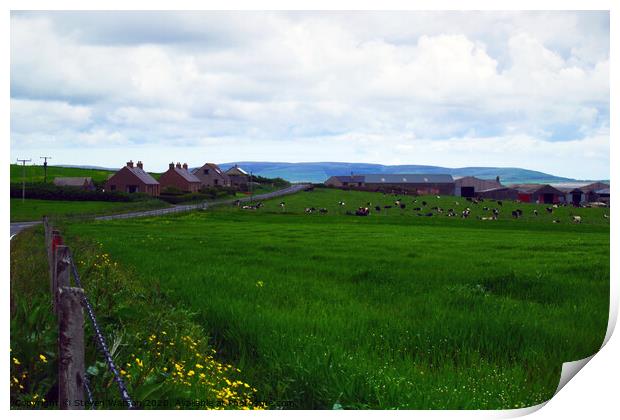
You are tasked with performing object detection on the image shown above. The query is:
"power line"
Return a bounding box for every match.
[40,156,52,183]
[16,158,31,202]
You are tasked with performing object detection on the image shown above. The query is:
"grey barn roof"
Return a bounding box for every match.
[333,175,365,183]
[363,174,454,184]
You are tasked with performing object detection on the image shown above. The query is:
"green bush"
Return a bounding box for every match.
[10,183,150,202]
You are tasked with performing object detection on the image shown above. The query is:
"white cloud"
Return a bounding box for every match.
[10,11,609,179]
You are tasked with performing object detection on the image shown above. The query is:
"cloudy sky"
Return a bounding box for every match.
[10,11,609,179]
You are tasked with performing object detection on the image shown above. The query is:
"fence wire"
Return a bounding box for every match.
[67,249,135,409]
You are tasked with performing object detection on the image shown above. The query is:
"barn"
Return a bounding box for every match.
[105,160,160,196]
[476,186,519,201]
[551,181,610,205]
[454,176,502,197]
[53,177,96,191]
[363,174,455,195]
[159,162,202,193]
[324,175,365,188]
[511,184,564,204]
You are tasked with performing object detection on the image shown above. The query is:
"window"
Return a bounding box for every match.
[127,185,138,193]
[204,169,210,175]
[214,179,218,185]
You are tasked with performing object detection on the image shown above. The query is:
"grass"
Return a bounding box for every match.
[10,198,170,222]
[10,164,162,184]
[10,227,264,409]
[54,188,609,408]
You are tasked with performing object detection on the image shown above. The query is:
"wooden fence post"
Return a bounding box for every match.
[58,286,85,410]
[53,245,70,314]
[49,230,61,308]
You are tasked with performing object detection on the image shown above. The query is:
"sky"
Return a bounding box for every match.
[9,11,610,179]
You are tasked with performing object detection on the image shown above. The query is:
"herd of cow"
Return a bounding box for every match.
[236,195,609,223]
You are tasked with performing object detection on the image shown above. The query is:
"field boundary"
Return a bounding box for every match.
[44,217,134,409]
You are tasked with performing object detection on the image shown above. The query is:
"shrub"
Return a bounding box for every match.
[10,183,151,203]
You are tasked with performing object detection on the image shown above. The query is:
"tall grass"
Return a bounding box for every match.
[64,188,610,409]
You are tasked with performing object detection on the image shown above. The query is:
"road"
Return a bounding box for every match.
[9,184,311,238]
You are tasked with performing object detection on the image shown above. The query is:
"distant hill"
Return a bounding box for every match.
[218,162,590,184]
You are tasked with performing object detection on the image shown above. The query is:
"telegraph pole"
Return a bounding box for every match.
[40,156,52,183]
[17,158,31,202]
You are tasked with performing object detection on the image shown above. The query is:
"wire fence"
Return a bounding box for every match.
[44,217,134,409]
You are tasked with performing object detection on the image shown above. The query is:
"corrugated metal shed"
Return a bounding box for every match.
[364,174,454,183]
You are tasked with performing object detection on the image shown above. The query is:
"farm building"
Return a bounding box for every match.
[159,162,202,193]
[105,160,160,196]
[225,165,250,189]
[551,182,610,205]
[454,176,502,197]
[511,184,565,204]
[192,163,230,187]
[476,186,519,201]
[363,174,455,195]
[594,188,610,204]
[53,177,95,191]
[324,175,365,188]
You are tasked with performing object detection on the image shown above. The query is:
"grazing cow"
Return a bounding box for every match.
[497,201,503,206]
[553,219,561,224]
[511,210,520,218]
[279,201,286,211]
[436,195,441,199]
[375,206,381,212]
[553,204,559,208]
[604,214,609,219]
[572,215,582,224]
[413,207,421,211]
[455,201,460,206]
[384,205,393,209]
[422,201,427,206]
[400,203,406,210]
[425,212,434,217]
[233,199,241,207]
[546,207,554,214]
[461,209,471,218]
[355,207,370,216]
[338,201,346,207]
[242,205,256,210]
[305,207,317,214]
[483,207,489,211]
[492,208,499,216]
[533,210,538,216]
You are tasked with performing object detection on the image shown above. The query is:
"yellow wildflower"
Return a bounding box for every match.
[39,354,48,363]
[12,357,21,365]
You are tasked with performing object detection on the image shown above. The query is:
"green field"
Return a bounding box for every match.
[62,188,609,409]
[10,198,170,222]
[9,164,162,183]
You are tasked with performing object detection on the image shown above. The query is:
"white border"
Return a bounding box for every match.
[3,1,616,418]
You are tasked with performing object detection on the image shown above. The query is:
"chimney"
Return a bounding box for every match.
[183,163,188,170]
[169,162,175,170]
[126,160,134,168]
[496,175,500,184]
[176,162,182,169]
[136,161,143,169]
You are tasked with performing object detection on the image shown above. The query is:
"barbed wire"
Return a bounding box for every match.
[67,249,135,409]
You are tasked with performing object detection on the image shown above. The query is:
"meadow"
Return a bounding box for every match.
[10,198,169,222]
[10,164,117,183]
[63,188,609,409]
